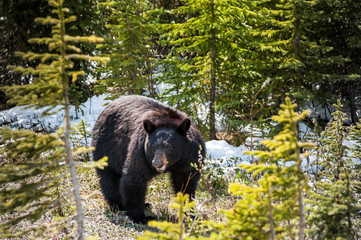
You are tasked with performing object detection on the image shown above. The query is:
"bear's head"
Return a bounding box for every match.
[143,118,191,173]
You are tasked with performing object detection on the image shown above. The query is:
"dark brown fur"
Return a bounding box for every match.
[92,95,206,223]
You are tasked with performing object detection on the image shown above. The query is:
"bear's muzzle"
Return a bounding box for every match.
[152,159,167,172]
[152,150,168,173]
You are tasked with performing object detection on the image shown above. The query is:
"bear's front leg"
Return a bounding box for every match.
[120,173,153,224]
[170,170,200,200]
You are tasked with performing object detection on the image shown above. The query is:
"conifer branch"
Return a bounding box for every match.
[0,0,107,238]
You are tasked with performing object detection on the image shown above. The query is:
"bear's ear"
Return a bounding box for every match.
[144,120,156,135]
[177,118,191,135]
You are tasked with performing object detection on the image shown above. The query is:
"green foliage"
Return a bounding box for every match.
[96,0,157,99]
[158,0,361,136]
[209,97,314,239]
[158,0,324,138]
[0,0,108,238]
[139,192,196,240]
[160,0,250,139]
[307,100,361,239]
[1,0,361,238]
[349,122,361,234]
[3,5,107,111]
[309,0,361,124]
[129,98,361,240]
[70,119,92,162]
[0,0,51,94]
[0,0,105,110]
[3,0,361,131]
[0,130,67,238]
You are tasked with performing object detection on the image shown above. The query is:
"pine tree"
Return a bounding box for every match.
[349,122,361,235]
[307,100,361,239]
[160,0,251,139]
[350,122,361,165]
[264,0,361,123]
[0,0,105,110]
[209,98,313,239]
[309,0,361,124]
[218,0,275,135]
[96,0,156,99]
[0,0,108,238]
[254,0,327,103]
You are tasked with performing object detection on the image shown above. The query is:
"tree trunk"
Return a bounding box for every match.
[59,4,84,239]
[137,0,156,98]
[125,6,137,94]
[267,182,276,240]
[209,0,217,140]
[346,83,359,124]
[298,186,305,240]
[63,82,84,240]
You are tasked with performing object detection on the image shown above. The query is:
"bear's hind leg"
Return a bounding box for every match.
[96,168,124,211]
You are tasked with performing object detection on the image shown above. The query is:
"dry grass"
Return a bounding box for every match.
[1,162,238,239]
[79,169,149,239]
[78,168,236,239]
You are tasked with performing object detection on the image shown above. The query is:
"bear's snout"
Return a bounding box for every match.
[150,146,170,173]
[152,159,164,171]
[152,158,167,172]
[152,150,168,173]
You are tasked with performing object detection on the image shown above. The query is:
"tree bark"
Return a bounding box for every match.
[63,82,84,240]
[346,83,359,124]
[59,3,84,239]
[298,186,305,240]
[209,0,217,140]
[267,183,276,240]
[125,5,137,94]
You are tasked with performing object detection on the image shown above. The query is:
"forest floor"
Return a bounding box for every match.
[1,157,240,240]
[75,167,236,239]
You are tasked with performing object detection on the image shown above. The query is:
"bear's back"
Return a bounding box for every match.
[91,96,191,167]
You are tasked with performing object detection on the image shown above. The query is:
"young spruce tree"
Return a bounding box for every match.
[161,0,247,139]
[0,0,108,238]
[209,98,313,239]
[307,100,361,239]
[96,0,156,99]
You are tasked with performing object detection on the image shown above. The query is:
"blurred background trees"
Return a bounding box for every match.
[1,0,360,136]
[0,0,104,110]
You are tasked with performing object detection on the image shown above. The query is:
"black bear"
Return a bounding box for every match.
[92,95,206,224]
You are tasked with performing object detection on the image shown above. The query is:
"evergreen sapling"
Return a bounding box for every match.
[209,97,313,239]
[0,0,108,238]
[307,100,361,239]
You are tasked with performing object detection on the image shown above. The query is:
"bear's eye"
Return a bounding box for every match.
[165,145,171,150]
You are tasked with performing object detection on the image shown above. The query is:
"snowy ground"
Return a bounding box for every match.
[1,94,359,171]
[0,95,251,166]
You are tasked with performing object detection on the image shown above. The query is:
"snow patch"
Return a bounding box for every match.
[207,140,245,160]
[0,94,110,132]
[1,94,359,169]
[1,95,245,165]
